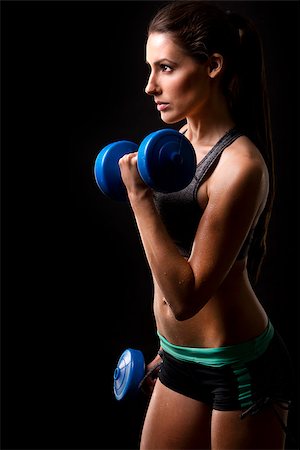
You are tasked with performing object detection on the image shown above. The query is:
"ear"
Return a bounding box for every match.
[207,53,224,79]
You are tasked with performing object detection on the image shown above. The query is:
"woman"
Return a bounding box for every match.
[118,2,293,449]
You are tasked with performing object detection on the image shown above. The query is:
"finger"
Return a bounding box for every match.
[118,152,138,167]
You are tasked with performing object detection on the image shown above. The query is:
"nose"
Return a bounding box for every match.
[145,72,161,96]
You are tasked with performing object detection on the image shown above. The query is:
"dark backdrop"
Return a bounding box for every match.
[1,1,299,449]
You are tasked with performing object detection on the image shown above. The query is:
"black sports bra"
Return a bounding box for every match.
[153,128,254,259]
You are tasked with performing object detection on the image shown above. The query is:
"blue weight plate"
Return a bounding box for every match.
[137,129,196,193]
[94,140,138,201]
[113,348,145,401]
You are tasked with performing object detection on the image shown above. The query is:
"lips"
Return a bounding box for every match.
[156,102,169,111]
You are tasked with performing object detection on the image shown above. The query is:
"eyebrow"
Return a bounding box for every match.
[146,58,178,67]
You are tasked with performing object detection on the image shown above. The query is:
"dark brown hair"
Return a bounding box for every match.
[148,1,275,284]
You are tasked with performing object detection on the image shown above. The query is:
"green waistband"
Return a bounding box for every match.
[158,321,274,368]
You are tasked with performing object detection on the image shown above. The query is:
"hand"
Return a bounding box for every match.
[138,353,163,396]
[118,152,151,199]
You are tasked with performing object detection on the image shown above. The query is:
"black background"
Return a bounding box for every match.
[1,1,299,449]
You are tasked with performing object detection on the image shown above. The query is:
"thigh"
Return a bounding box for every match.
[140,379,212,450]
[211,404,288,450]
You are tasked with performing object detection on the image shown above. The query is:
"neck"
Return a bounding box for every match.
[185,91,235,145]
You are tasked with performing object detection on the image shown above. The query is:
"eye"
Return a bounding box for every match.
[160,64,173,72]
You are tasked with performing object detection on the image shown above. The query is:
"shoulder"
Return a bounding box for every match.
[209,135,269,199]
[218,135,267,180]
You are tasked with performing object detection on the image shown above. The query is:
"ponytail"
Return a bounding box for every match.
[226,11,275,284]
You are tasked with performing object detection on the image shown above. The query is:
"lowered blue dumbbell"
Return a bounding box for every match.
[94,129,196,201]
[113,348,163,401]
[113,348,145,401]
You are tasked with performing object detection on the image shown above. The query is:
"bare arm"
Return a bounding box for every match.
[119,152,196,319]
[119,148,268,320]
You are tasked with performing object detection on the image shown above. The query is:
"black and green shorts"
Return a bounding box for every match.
[157,321,293,412]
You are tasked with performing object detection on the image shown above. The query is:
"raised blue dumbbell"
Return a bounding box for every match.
[94,129,197,201]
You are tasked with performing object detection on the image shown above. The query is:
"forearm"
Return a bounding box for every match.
[129,191,199,320]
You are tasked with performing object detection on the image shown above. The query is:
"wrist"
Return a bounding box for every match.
[128,189,155,211]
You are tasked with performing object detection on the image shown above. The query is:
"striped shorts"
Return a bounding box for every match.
[157,322,293,411]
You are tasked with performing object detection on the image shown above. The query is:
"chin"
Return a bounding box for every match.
[160,113,185,125]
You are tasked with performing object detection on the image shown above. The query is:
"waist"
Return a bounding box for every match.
[157,320,274,367]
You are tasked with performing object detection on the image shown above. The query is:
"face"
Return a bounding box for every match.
[145,32,210,124]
